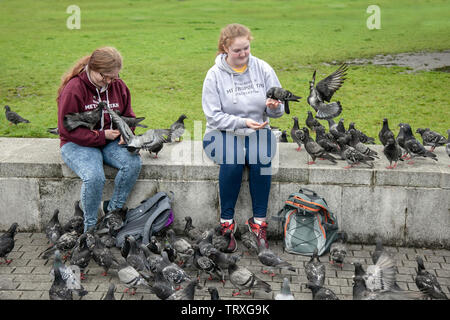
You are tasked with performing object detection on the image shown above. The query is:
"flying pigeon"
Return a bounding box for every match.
[45,209,63,246]
[379,118,393,146]
[117,260,152,295]
[4,105,30,125]
[305,110,324,132]
[257,239,295,277]
[275,277,295,300]
[207,287,220,300]
[348,122,375,144]
[228,261,272,296]
[69,233,92,280]
[415,255,448,300]
[416,128,447,152]
[103,283,116,300]
[291,117,303,151]
[352,274,423,300]
[167,278,200,300]
[348,129,379,159]
[297,127,337,165]
[307,63,347,119]
[305,248,326,287]
[266,87,302,115]
[304,282,339,300]
[329,231,348,268]
[169,114,187,142]
[63,102,105,131]
[0,222,18,265]
[337,137,375,169]
[364,252,397,292]
[403,123,438,164]
[383,131,403,169]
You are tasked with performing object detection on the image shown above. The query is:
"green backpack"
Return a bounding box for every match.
[273,188,339,256]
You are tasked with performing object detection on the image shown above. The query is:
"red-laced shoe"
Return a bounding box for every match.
[246,217,269,249]
[220,220,238,253]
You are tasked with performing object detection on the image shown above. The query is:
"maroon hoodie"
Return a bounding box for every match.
[57,70,136,148]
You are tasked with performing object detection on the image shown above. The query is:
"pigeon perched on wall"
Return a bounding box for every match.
[63,102,105,131]
[315,126,341,157]
[337,137,375,169]
[383,131,403,169]
[403,123,438,163]
[415,255,448,300]
[297,127,337,165]
[0,222,18,265]
[266,87,302,115]
[396,123,408,157]
[257,239,295,277]
[329,231,348,268]
[416,128,447,152]
[304,282,339,300]
[45,209,63,246]
[4,105,30,125]
[327,118,347,141]
[307,64,347,119]
[305,248,326,286]
[305,110,324,133]
[348,129,379,159]
[379,118,393,146]
[280,130,289,143]
[275,277,295,300]
[169,114,187,142]
[103,283,116,300]
[348,122,375,144]
[128,129,172,155]
[291,117,303,151]
[228,261,272,296]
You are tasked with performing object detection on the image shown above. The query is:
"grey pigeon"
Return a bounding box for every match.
[315,126,341,156]
[212,226,233,253]
[337,137,375,169]
[0,223,18,265]
[305,248,326,286]
[122,235,152,279]
[208,247,241,271]
[63,101,104,131]
[62,201,84,234]
[157,251,191,290]
[266,87,302,115]
[383,131,403,169]
[4,105,30,125]
[297,127,337,165]
[364,252,397,292]
[51,250,88,297]
[91,234,119,276]
[352,274,422,300]
[95,208,124,237]
[150,271,175,300]
[257,239,295,277]
[166,229,194,266]
[228,261,272,296]
[169,114,187,142]
[49,257,73,300]
[196,230,216,257]
[117,260,152,295]
[241,230,258,255]
[403,123,438,163]
[103,283,116,300]
[69,233,92,280]
[329,231,348,268]
[280,130,289,143]
[379,118,393,146]
[305,110,324,132]
[416,128,447,152]
[327,118,347,141]
[415,255,448,300]
[167,278,200,300]
[113,110,147,128]
[40,230,79,260]
[275,277,295,300]
[47,127,59,135]
[348,128,379,159]
[291,117,303,151]
[207,287,220,300]
[183,216,205,242]
[192,245,224,284]
[348,122,375,144]
[45,209,63,246]
[307,64,347,119]
[304,282,339,300]
[128,128,172,155]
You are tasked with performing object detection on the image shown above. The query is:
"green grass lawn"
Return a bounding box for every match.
[0,0,449,142]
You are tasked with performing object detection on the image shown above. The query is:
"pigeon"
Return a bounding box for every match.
[117,260,152,295]
[95,208,124,237]
[150,271,176,300]
[266,87,302,115]
[63,101,105,131]
[103,283,116,300]
[352,274,423,300]
[62,201,84,234]
[207,287,220,300]
[291,117,303,151]
[396,123,408,158]
[348,122,376,144]
[122,235,152,279]
[183,216,205,242]
[241,230,259,255]
[275,277,295,300]
[4,105,30,125]
[0,223,18,265]
[45,209,63,246]
[228,261,272,296]
[166,229,194,266]
[305,248,326,286]
[169,114,187,142]
[147,235,163,255]
[51,250,88,297]
[315,126,341,156]
[383,131,403,169]
[91,234,119,276]
[305,110,324,133]
[416,128,447,152]
[257,239,295,277]
[348,128,379,158]
[280,130,289,143]
[69,233,92,280]
[208,247,241,271]
[157,251,191,290]
[49,257,73,300]
[415,255,448,300]
[304,282,339,300]
[196,230,216,257]
[307,63,347,119]
[327,118,347,141]
[162,239,177,263]
[113,110,147,128]
[212,226,233,253]
[329,231,348,268]
[364,252,397,292]
[47,127,59,135]
[298,127,338,165]
[403,123,438,163]
[379,118,393,146]
[40,230,79,260]
[337,137,375,169]
[128,128,172,155]
[167,278,199,300]
[192,245,224,284]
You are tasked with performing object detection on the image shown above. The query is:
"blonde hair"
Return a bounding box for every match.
[217,23,253,56]
[57,46,123,98]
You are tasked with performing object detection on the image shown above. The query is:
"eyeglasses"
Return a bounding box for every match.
[100,72,120,82]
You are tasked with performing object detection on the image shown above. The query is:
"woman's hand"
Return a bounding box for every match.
[245,119,268,130]
[104,129,121,140]
[266,98,281,109]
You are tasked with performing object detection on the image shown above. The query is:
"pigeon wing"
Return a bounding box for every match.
[315,64,348,102]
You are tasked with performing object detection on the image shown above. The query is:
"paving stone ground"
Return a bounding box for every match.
[0,232,449,300]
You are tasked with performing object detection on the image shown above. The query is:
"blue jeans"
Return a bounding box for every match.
[61,139,142,231]
[203,129,275,220]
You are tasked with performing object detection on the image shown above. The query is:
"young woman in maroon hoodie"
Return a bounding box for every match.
[57,46,141,232]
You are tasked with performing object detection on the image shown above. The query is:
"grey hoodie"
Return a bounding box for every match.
[202,53,285,136]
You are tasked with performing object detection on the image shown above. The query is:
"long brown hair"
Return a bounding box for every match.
[57,46,123,98]
[217,23,253,56]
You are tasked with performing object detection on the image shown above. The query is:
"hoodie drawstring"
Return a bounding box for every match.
[96,87,112,131]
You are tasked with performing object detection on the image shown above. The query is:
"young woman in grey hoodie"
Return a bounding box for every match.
[202,24,285,253]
